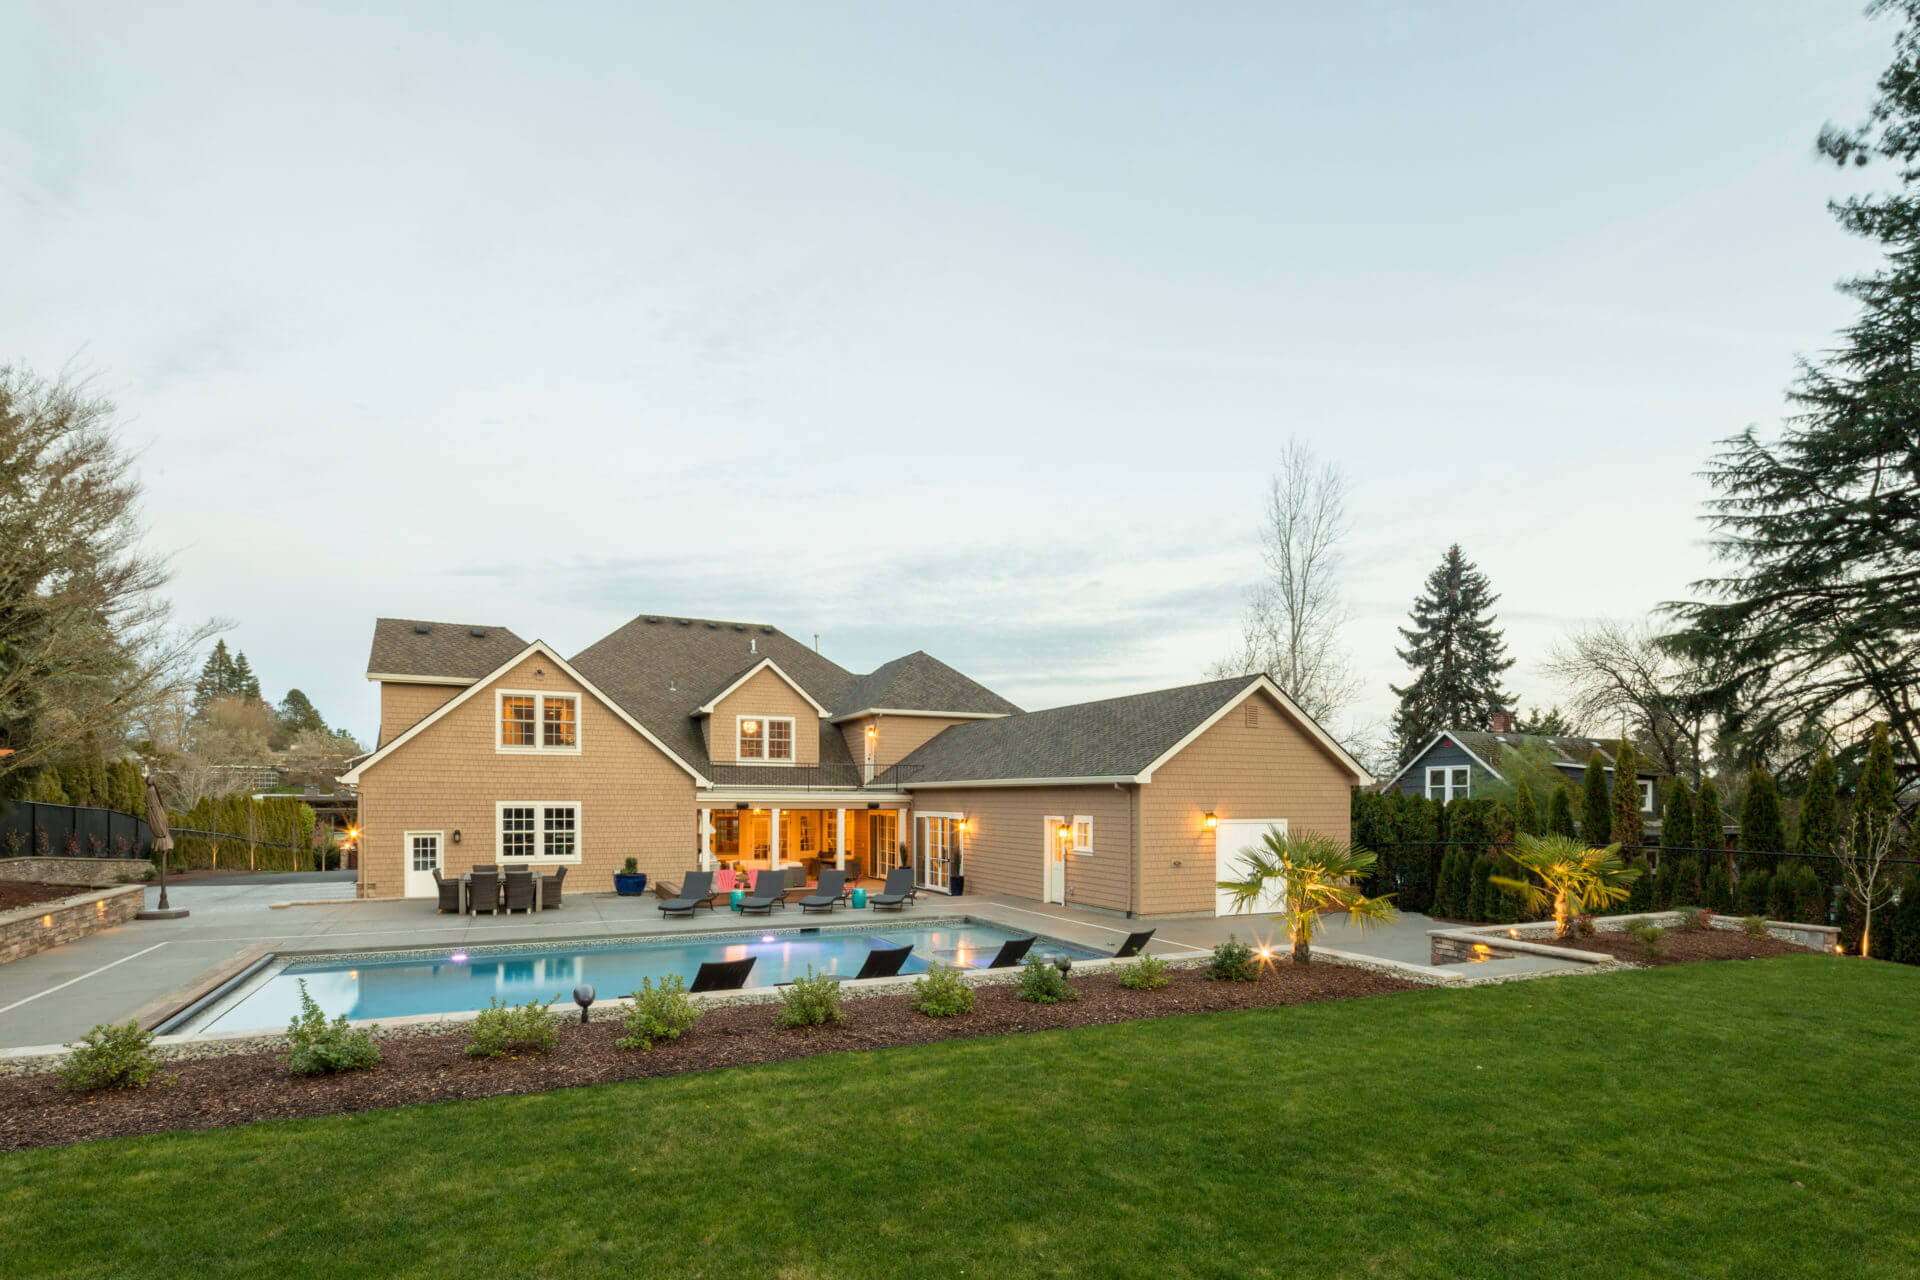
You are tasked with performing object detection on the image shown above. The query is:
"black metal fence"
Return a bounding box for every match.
[0,802,155,859]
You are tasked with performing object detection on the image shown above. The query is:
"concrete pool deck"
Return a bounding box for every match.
[0,876,1583,1049]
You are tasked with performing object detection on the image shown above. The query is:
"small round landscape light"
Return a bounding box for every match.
[1054,955,1072,976]
[574,984,596,1024]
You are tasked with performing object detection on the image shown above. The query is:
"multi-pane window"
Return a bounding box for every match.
[543,805,576,858]
[498,692,580,752]
[1426,766,1471,804]
[410,833,440,872]
[500,806,537,858]
[501,696,535,747]
[1072,816,1094,853]
[543,696,577,748]
[1640,779,1656,813]
[737,716,795,762]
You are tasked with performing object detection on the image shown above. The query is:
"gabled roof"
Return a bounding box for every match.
[569,615,860,770]
[366,618,527,684]
[694,658,833,718]
[830,651,1021,721]
[1382,728,1667,792]
[341,640,709,786]
[884,675,1370,788]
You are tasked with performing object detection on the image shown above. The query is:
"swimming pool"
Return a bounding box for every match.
[174,918,1101,1034]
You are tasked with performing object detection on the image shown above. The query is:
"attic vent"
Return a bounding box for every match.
[677,618,692,626]
[669,679,677,692]
[750,639,758,655]
[469,628,486,638]
[732,624,746,632]
[1244,704,1257,728]
[646,616,659,624]
[414,624,431,634]
[705,622,719,630]
[760,626,774,634]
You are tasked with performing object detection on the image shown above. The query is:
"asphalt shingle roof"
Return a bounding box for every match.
[831,651,1022,720]
[881,676,1262,785]
[1446,730,1667,776]
[366,618,528,682]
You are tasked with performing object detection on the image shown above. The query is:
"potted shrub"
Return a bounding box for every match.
[614,857,648,896]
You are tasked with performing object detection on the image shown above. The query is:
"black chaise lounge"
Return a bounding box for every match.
[1113,929,1156,958]
[688,956,756,992]
[984,936,1036,969]
[780,943,914,985]
[868,866,916,911]
[739,871,794,915]
[658,870,718,918]
[799,869,846,914]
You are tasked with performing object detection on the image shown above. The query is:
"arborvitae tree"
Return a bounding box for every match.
[1609,740,1643,849]
[1704,856,1735,912]
[1738,867,1773,916]
[1513,777,1540,836]
[1740,764,1787,870]
[1697,777,1726,850]
[1797,748,1841,893]
[1467,854,1493,922]
[1854,723,1897,850]
[1662,777,1697,853]
[1388,545,1515,760]
[1581,751,1611,845]
[1548,787,1577,838]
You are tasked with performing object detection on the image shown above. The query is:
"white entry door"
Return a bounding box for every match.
[1041,817,1066,904]
[404,831,443,899]
[1214,819,1287,916]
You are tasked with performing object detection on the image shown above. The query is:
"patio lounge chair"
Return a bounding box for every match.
[658,870,718,918]
[503,869,536,914]
[468,867,500,915]
[842,943,912,981]
[868,866,916,911]
[688,956,756,992]
[1113,929,1156,958]
[431,868,461,914]
[739,873,793,915]
[540,865,565,908]
[984,936,1036,969]
[799,869,846,913]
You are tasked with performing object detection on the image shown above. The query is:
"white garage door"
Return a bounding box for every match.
[1214,819,1288,916]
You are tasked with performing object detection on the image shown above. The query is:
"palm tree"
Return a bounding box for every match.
[1491,833,1639,938]
[1215,828,1397,963]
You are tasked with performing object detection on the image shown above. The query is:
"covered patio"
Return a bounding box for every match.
[695,797,915,895]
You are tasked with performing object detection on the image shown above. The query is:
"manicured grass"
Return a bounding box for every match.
[3,957,1916,1278]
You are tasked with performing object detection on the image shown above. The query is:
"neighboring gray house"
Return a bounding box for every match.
[1382,716,1667,822]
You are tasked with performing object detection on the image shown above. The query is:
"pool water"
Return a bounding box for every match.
[193,920,1098,1033]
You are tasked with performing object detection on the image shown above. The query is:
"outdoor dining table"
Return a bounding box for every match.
[457,872,548,914]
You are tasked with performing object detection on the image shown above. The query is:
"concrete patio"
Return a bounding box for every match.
[0,874,1584,1050]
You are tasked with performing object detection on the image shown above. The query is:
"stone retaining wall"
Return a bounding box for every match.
[1432,910,1839,964]
[0,885,144,968]
[0,857,151,886]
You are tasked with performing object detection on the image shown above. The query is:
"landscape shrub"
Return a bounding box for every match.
[910,963,974,1017]
[465,996,561,1058]
[1466,854,1493,922]
[1703,856,1735,913]
[1014,954,1078,1004]
[1625,856,1656,912]
[1766,867,1795,922]
[616,975,701,1050]
[1789,865,1827,925]
[1736,868,1772,917]
[1678,907,1715,933]
[1116,953,1171,991]
[1625,918,1666,957]
[1205,934,1259,983]
[774,968,843,1028]
[1741,915,1769,939]
[1573,913,1597,938]
[1651,857,1680,909]
[284,979,381,1075]
[57,1021,163,1093]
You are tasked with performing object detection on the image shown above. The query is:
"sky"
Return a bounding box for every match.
[0,1,1900,750]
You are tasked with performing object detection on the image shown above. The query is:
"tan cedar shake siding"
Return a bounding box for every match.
[357,654,696,897]
[706,668,820,765]
[1138,689,1354,915]
[839,715,979,773]
[378,682,462,747]
[911,785,1135,912]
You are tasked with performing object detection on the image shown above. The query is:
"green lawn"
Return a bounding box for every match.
[3,957,1916,1279]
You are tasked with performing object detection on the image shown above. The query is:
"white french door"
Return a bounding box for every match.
[918,816,958,893]
[868,812,898,878]
[403,831,443,899]
[1041,817,1066,904]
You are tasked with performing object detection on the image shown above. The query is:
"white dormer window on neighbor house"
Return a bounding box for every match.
[497,692,579,753]
[1426,766,1471,803]
[737,715,795,762]
[1640,778,1657,813]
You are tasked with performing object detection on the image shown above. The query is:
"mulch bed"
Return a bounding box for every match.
[0,882,97,911]
[1562,928,1818,967]
[0,963,1414,1151]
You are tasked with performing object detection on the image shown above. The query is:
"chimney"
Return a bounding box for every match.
[1488,711,1514,734]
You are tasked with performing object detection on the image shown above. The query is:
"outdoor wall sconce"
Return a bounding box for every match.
[1204,812,1218,829]
[960,817,973,834]
[451,830,462,844]
[736,802,750,811]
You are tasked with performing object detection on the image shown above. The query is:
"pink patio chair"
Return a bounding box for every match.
[715,868,736,893]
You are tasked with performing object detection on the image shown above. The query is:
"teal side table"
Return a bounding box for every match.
[729,889,744,911]
[851,887,868,909]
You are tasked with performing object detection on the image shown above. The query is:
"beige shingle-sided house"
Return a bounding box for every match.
[341,614,1372,916]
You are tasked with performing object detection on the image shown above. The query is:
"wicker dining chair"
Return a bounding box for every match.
[503,869,537,914]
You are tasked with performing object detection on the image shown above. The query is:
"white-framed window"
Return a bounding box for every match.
[497,802,582,862]
[1072,815,1094,854]
[736,715,796,763]
[496,690,580,754]
[408,831,441,872]
[1425,766,1471,803]
[1640,778,1656,814]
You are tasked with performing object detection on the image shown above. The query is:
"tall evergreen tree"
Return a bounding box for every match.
[231,652,261,702]
[1388,545,1514,760]
[1547,788,1577,839]
[1696,777,1727,851]
[1581,751,1610,845]
[276,689,326,736]
[1740,764,1787,870]
[1798,750,1841,856]
[1513,776,1540,836]
[1854,722,1898,849]
[1665,2,1920,786]
[191,640,237,712]
[1662,777,1697,852]
[1609,740,1643,849]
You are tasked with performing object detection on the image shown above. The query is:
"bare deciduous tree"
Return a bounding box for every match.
[1835,818,1902,958]
[1209,438,1361,726]
[1541,620,1710,779]
[0,367,218,784]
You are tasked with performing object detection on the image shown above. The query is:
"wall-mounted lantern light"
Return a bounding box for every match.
[1203,812,1218,829]
[451,830,462,844]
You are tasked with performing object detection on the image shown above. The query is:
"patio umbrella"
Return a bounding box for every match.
[141,776,188,919]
